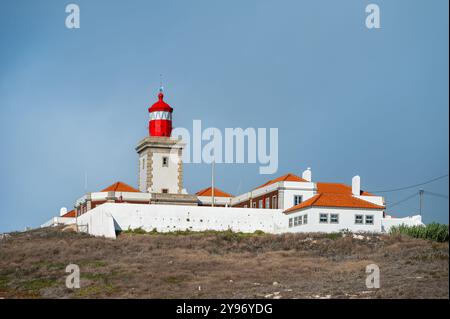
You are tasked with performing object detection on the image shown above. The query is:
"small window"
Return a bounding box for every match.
[330,214,339,224]
[365,215,374,225]
[162,156,169,167]
[355,215,364,224]
[272,196,277,209]
[289,218,293,228]
[303,214,308,224]
[319,213,328,223]
[162,188,169,194]
[294,216,299,226]
[258,199,263,208]
[298,215,303,225]
[294,195,303,206]
[265,198,270,209]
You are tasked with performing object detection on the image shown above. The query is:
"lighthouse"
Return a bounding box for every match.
[148,88,173,137]
[134,86,196,205]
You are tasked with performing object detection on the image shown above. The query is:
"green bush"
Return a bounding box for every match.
[123,227,147,235]
[389,223,449,242]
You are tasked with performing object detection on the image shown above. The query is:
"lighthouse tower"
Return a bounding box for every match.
[135,87,197,205]
[148,88,173,137]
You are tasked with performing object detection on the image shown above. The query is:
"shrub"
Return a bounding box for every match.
[324,232,343,240]
[389,223,449,242]
[123,227,147,235]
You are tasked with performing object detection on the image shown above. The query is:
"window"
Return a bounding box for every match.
[330,214,339,224]
[162,156,169,167]
[289,218,293,228]
[258,199,263,208]
[162,188,169,194]
[272,196,277,209]
[294,195,303,206]
[319,213,328,223]
[294,216,299,226]
[303,214,308,224]
[365,215,374,225]
[355,215,363,224]
[265,198,270,209]
[298,215,303,225]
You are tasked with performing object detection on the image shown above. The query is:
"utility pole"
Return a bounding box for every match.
[419,189,424,216]
[211,160,215,207]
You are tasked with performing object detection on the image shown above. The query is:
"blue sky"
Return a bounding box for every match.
[0,0,448,232]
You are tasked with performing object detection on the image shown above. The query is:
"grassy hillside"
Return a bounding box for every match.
[0,227,448,298]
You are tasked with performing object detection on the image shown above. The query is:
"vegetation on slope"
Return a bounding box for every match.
[389,223,449,242]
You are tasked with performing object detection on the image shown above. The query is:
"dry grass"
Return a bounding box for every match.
[0,227,447,299]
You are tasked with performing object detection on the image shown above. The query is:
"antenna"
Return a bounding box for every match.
[211,160,215,207]
[84,171,88,192]
[159,74,164,93]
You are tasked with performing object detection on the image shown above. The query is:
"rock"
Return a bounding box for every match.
[273,295,282,299]
[62,224,77,232]
[264,293,273,298]
[0,233,11,241]
[272,281,279,286]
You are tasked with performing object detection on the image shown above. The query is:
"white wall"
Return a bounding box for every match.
[151,152,180,193]
[355,195,384,206]
[197,196,232,206]
[76,203,393,239]
[381,215,423,233]
[282,188,316,210]
[284,207,384,233]
[77,203,285,238]
[77,209,116,238]
[41,217,76,228]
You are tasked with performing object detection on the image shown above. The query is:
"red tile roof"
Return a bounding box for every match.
[196,187,233,197]
[101,181,140,193]
[317,182,374,196]
[61,209,76,218]
[284,193,384,214]
[255,173,307,190]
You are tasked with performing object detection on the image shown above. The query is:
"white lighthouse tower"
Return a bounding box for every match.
[135,87,198,205]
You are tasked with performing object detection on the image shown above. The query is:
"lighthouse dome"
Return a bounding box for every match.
[148,92,173,113]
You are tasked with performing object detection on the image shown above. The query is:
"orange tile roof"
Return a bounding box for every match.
[254,173,307,190]
[316,182,374,196]
[196,187,233,197]
[101,181,140,193]
[284,193,384,214]
[61,209,76,218]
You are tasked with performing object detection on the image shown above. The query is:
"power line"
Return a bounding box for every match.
[423,190,449,199]
[369,174,448,193]
[387,191,419,210]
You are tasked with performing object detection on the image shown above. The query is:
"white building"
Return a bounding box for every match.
[41,89,423,237]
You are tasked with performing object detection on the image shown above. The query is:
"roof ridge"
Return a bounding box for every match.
[311,193,322,205]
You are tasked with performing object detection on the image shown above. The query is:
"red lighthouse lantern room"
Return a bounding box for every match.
[148,88,173,137]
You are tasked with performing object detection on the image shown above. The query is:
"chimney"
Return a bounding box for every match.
[302,167,312,182]
[59,207,68,217]
[352,175,361,196]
